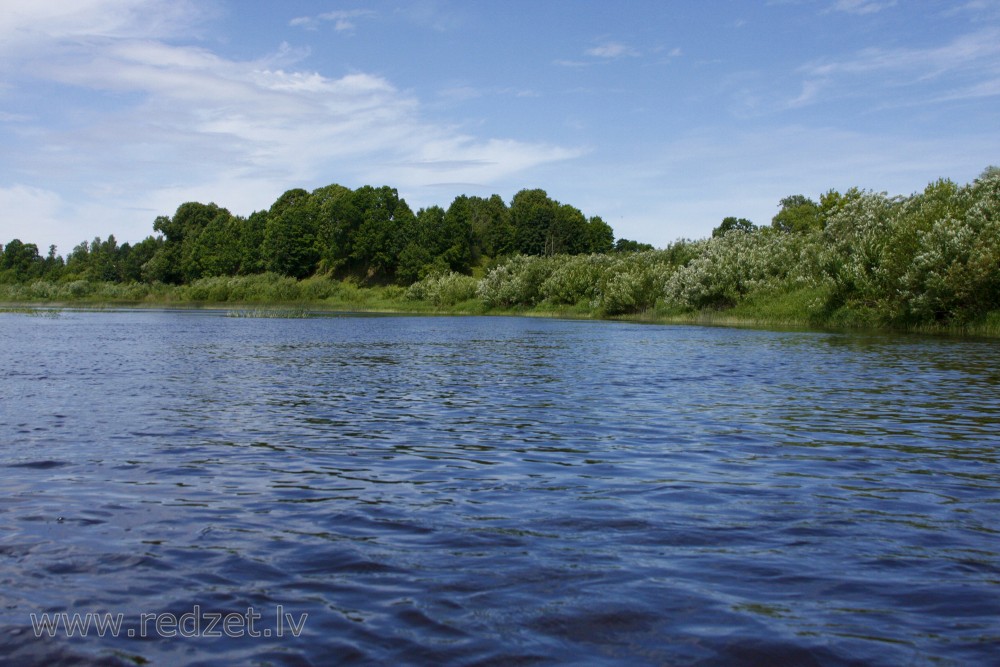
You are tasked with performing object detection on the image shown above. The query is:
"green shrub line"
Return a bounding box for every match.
[2,273,999,337]
[3,169,999,337]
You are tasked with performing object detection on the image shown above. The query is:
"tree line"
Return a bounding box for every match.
[0,185,648,285]
[5,168,998,330]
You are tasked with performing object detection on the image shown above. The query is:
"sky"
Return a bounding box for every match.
[1,0,999,256]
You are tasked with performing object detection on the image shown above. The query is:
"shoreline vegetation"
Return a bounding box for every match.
[3,168,999,337]
[2,279,998,338]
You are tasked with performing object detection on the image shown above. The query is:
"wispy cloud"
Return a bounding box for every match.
[829,0,897,15]
[788,27,1000,108]
[289,9,376,33]
[586,41,640,59]
[395,2,464,32]
[0,0,211,57]
[943,1,1000,19]
[786,79,825,108]
[557,40,644,67]
[813,27,1000,77]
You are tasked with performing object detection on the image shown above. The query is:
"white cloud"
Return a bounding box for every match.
[943,1,1000,19]
[784,27,1000,110]
[289,17,317,30]
[0,0,209,57]
[802,28,1000,78]
[290,9,377,33]
[557,41,644,68]
[586,42,640,59]
[0,185,71,250]
[830,0,898,15]
[394,3,464,33]
[0,0,581,251]
[786,79,825,107]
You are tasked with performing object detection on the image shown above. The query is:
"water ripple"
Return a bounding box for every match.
[1,311,999,665]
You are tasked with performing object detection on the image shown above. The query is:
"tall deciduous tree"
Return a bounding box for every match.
[311,184,355,275]
[262,189,318,279]
[511,188,556,255]
[550,204,588,255]
[584,216,615,254]
[349,185,414,280]
[0,239,43,281]
[772,195,822,233]
[470,194,513,259]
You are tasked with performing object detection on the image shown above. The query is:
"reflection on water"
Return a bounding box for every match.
[1,311,998,665]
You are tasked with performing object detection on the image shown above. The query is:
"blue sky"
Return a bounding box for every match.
[2,0,999,255]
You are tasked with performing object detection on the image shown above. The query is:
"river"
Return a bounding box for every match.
[1,310,998,665]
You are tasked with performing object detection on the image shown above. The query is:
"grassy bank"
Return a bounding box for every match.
[4,274,1000,338]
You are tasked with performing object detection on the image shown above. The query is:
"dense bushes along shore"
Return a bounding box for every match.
[3,168,999,332]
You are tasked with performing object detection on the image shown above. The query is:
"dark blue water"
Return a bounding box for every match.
[1,310,998,666]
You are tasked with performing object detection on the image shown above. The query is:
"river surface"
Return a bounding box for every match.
[1,309,998,666]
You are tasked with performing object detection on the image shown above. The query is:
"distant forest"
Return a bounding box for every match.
[0,186,650,285]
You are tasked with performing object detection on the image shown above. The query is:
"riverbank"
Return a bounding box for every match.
[4,278,1000,338]
[6,169,999,338]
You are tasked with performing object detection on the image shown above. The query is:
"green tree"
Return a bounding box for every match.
[144,217,181,283]
[614,238,654,253]
[262,189,319,279]
[712,217,756,238]
[583,216,614,254]
[145,202,233,283]
[187,212,241,279]
[772,195,822,233]
[311,184,356,275]
[441,197,475,272]
[469,194,513,259]
[510,188,556,255]
[90,235,121,282]
[396,205,447,284]
[549,204,588,255]
[43,245,64,280]
[397,241,435,285]
[64,241,92,280]
[122,236,162,282]
[0,239,43,282]
[236,211,267,275]
[349,185,414,280]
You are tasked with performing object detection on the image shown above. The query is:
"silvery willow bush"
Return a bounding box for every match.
[478,250,680,314]
[663,229,815,310]
[406,272,479,306]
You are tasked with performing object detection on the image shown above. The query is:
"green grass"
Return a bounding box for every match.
[5,275,1000,338]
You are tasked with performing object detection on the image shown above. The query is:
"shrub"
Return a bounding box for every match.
[592,251,675,315]
[539,254,614,305]
[477,255,556,308]
[406,272,479,306]
[663,231,811,310]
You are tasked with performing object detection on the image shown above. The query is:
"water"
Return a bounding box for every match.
[1,310,998,666]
